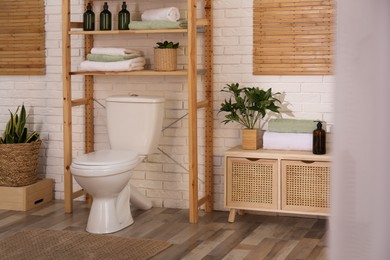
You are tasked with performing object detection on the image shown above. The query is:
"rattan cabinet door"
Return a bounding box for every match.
[226,157,278,210]
[281,160,330,214]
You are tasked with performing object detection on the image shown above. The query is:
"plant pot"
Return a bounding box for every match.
[154,48,177,71]
[0,141,41,187]
[242,128,263,150]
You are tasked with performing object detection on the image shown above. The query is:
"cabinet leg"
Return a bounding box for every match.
[228,209,236,223]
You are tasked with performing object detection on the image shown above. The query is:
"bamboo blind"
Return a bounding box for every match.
[253,0,335,75]
[0,0,45,75]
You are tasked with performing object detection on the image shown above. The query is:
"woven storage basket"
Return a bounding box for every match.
[154,48,177,71]
[0,141,41,187]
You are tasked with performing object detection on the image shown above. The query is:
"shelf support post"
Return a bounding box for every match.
[85,34,94,154]
[204,0,214,213]
[62,0,73,213]
[188,0,199,224]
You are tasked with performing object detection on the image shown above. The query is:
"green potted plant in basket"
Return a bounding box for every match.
[0,104,41,187]
[154,40,180,71]
[219,83,281,150]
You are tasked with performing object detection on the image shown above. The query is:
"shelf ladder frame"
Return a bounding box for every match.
[62,0,214,221]
[188,0,214,223]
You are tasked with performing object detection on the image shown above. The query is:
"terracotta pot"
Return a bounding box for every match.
[242,128,262,150]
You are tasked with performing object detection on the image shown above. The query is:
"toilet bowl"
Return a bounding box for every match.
[71,150,139,234]
[70,94,165,234]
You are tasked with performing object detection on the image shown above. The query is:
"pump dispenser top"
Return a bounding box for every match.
[313,121,326,154]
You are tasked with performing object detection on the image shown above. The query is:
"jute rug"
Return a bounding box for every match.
[0,228,171,260]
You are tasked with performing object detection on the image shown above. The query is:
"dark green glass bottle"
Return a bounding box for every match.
[118,2,130,30]
[83,3,95,31]
[100,2,112,31]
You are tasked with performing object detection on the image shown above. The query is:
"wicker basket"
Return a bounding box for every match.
[154,48,177,71]
[0,141,41,187]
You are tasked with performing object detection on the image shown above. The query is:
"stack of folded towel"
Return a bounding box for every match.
[129,7,187,30]
[79,48,146,72]
[141,7,180,22]
[263,119,324,151]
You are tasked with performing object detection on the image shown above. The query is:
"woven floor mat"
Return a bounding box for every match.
[0,228,171,260]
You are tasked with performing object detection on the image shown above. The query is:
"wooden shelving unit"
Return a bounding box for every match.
[62,0,213,224]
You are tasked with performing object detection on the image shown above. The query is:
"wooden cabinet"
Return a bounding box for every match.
[225,147,331,222]
[62,0,214,223]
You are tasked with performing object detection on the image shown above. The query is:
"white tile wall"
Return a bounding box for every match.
[0,0,334,210]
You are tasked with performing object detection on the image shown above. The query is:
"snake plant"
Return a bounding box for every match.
[0,104,40,144]
[219,83,281,129]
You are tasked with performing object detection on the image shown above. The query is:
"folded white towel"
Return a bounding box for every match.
[141,7,180,22]
[79,57,146,72]
[90,48,142,56]
[263,132,312,151]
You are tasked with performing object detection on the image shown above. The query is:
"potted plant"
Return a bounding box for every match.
[219,83,281,150]
[154,40,179,71]
[0,104,41,186]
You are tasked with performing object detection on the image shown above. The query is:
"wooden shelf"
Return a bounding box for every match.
[70,69,188,76]
[69,19,209,35]
[62,0,214,225]
[70,28,187,35]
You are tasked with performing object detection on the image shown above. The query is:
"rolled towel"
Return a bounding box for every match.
[87,53,140,62]
[129,20,187,30]
[90,47,142,56]
[141,7,180,22]
[79,57,146,72]
[263,132,312,151]
[267,119,323,133]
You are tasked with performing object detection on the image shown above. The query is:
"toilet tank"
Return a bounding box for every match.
[106,95,165,155]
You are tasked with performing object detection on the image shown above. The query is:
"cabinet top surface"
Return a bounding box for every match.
[225,146,331,161]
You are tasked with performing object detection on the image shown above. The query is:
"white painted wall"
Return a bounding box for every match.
[0,0,334,211]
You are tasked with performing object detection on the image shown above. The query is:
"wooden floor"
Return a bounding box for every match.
[0,201,328,259]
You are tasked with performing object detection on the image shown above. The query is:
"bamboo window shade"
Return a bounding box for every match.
[253,0,335,75]
[0,0,45,75]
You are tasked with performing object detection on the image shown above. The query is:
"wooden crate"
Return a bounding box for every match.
[0,178,53,211]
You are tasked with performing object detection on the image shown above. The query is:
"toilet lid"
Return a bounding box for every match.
[72,150,139,167]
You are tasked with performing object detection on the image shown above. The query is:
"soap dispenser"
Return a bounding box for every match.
[100,2,112,30]
[118,2,130,30]
[83,3,95,31]
[313,121,326,154]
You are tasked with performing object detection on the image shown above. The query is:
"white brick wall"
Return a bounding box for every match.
[0,0,334,211]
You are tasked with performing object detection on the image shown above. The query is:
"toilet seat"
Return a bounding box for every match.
[71,150,139,177]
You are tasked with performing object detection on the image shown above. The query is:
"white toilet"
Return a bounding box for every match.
[70,95,165,234]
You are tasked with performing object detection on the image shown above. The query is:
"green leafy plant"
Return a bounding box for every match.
[219,83,281,129]
[0,104,40,144]
[155,41,180,49]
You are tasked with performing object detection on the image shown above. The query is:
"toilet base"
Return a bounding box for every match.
[86,185,134,234]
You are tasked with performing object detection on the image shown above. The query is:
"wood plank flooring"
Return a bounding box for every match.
[0,201,328,259]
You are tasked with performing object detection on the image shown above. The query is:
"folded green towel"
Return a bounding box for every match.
[268,119,321,133]
[129,20,188,30]
[86,53,140,62]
